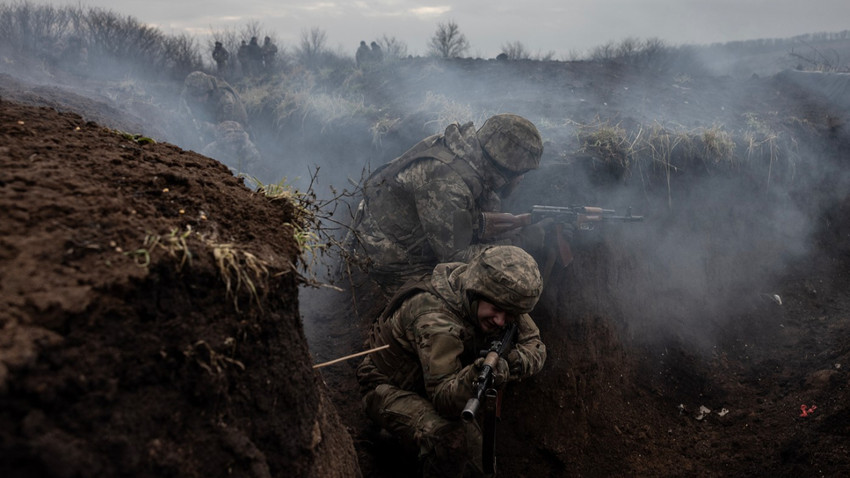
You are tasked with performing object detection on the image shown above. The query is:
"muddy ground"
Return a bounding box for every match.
[1,54,849,477]
[0,99,359,477]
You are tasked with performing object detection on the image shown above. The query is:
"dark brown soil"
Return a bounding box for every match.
[0,99,359,477]
[2,55,849,478]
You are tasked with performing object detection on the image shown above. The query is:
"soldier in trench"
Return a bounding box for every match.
[179,71,258,172]
[356,245,547,477]
[349,113,568,296]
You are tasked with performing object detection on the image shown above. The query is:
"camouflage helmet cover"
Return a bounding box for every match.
[184,71,215,94]
[461,245,543,316]
[476,114,543,174]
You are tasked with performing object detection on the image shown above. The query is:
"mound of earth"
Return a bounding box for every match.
[0,99,358,477]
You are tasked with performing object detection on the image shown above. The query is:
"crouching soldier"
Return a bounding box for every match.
[356,245,547,477]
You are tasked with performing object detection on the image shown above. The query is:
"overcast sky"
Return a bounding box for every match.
[30,1,850,58]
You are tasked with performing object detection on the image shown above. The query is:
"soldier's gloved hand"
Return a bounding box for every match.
[474,357,510,387]
[518,218,553,252]
[506,350,525,379]
[557,222,576,243]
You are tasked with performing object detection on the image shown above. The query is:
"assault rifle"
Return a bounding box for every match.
[462,321,518,475]
[479,205,644,273]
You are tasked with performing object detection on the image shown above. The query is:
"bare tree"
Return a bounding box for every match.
[161,33,203,79]
[243,20,262,43]
[789,39,842,71]
[428,20,469,58]
[296,26,327,67]
[501,41,530,60]
[379,34,408,60]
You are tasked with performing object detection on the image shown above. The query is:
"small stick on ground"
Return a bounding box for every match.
[312,344,390,369]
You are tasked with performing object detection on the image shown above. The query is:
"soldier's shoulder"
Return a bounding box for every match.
[400,291,454,320]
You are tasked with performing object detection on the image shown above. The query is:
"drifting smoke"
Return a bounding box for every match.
[2,3,848,354]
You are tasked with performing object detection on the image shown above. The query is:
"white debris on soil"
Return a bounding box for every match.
[760,293,782,305]
[695,405,712,421]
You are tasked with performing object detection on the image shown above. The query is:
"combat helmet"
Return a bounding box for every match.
[184,71,215,95]
[477,114,543,174]
[461,245,543,316]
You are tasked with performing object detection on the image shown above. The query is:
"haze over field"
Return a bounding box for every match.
[27,0,850,57]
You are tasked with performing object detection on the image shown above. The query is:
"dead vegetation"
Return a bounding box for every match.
[573,115,810,208]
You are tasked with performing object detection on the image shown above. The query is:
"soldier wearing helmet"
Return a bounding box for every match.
[181,71,248,126]
[356,245,547,477]
[352,114,546,295]
[180,71,254,173]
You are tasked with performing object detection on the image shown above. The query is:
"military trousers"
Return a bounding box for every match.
[362,383,484,478]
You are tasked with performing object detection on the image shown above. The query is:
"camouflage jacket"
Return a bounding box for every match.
[356,122,507,277]
[356,261,547,418]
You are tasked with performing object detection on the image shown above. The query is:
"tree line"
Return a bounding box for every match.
[1,1,847,84]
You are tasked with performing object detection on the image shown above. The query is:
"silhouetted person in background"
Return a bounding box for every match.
[212,41,229,75]
[247,36,263,76]
[237,40,249,77]
[370,41,384,63]
[262,36,278,73]
[356,40,370,68]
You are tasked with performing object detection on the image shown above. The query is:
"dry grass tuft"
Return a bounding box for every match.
[127,226,193,270]
[208,240,271,312]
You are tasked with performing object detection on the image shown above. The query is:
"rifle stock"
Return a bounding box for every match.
[479,212,532,240]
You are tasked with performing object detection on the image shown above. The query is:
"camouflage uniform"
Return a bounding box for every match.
[200,121,261,173]
[181,72,257,169]
[182,71,248,126]
[354,115,543,294]
[357,246,547,477]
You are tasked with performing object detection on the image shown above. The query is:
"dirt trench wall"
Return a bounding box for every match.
[0,101,360,477]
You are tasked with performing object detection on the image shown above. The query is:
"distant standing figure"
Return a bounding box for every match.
[356,40,370,68]
[262,36,278,72]
[370,41,384,63]
[212,41,230,75]
[247,36,263,76]
[237,40,249,77]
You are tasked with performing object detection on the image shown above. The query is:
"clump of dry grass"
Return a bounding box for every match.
[127,226,193,270]
[370,116,401,147]
[126,225,276,312]
[574,119,749,208]
[420,92,489,133]
[207,240,271,312]
[577,120,634,171]
[243,175,336,287]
